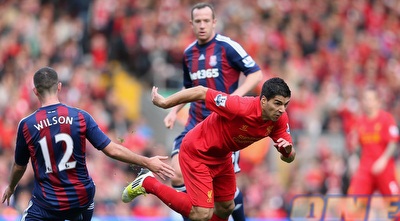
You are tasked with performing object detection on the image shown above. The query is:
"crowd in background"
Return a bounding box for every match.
[0,0,400,219]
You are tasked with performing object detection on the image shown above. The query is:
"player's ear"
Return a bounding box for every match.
[57,82,62,91]
[261,96,267,104]
[33,87,38,96]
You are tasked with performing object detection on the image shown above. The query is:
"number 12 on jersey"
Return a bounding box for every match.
[38,133,77,173]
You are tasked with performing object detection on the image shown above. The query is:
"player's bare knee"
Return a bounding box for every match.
[170,176,184,186]
[170,168,183,186]
[214,201,235,218]
[188,207,213,221]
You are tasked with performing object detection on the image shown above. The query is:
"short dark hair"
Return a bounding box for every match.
[191,2,215,20]
[261,77,291,100]
[33,67,59,95]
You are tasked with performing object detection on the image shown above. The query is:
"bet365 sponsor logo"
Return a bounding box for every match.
[189,68,219,80]
[290,195,400,221]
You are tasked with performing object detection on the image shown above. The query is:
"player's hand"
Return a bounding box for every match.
[280,148,296,163]
[371,157,388,175]
[274,138,292,157]
[2,186,14,206]
[146,156,175,180]
[274,138,295,163]
[151,86,166,108]
[164,111,177,129]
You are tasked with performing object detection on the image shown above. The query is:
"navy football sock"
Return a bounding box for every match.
[231,188,245,221]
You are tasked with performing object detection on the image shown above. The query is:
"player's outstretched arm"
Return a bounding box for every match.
[164,103,186,129]
[152,86,207,109]
[2,163,27,205]
[232,70,262,96]
[102,142,174,180]
[163,87,187,129]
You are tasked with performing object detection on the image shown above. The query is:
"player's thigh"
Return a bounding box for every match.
[170,153,184,186]
[376,171,400,195]
[78,201,94,221]
[171,130,188,157]
[171,133,184,178]
[348,171,373,195]
[180,149,215,208]
[171,153,181,172]
[213,162,236,203]
[22,199,94,221]
[21,200,62,221]
[21,200,48,221]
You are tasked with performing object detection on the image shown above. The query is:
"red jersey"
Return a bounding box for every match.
[356,110,399,167]
[182,88,292,165]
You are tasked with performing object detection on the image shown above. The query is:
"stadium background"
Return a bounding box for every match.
[0,0,399,220]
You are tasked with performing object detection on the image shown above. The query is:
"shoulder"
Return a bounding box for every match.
[65,104,85,112]
[183,40,197,53]
[239,95,258,105]
[64,104,94,120]
[18,111,36,129]
[63,104,83,113]
[215,34,247,55]
[20,110,37,122]
[215,34,232,42]
[380,110,396,122]
[380,110,393,117]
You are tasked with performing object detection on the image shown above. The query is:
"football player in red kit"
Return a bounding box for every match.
[123,77,295,221]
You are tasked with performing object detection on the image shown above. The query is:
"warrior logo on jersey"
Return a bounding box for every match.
[209,55,217,66]
[214,94,227,107]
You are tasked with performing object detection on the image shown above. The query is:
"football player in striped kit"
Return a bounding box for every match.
[2,67,174,221]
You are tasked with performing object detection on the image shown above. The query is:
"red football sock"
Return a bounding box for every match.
[143,177,192,217]
[210,213,229,221]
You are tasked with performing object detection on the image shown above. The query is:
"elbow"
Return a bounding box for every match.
[102,143,119,158]
[194,85,208,100]
[158,101,169,109]
[14,163,27,172]
[254,70,263,83]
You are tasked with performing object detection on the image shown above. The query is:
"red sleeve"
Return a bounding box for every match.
[205,89,240,120]
[269,113,293,144]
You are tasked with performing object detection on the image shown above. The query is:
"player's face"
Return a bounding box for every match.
[190,7,216,44]
[261,95,290,121]
[361,89,379,116]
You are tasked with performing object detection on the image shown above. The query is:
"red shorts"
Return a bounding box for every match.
[348,166,399,195]
[179,142,236,208]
